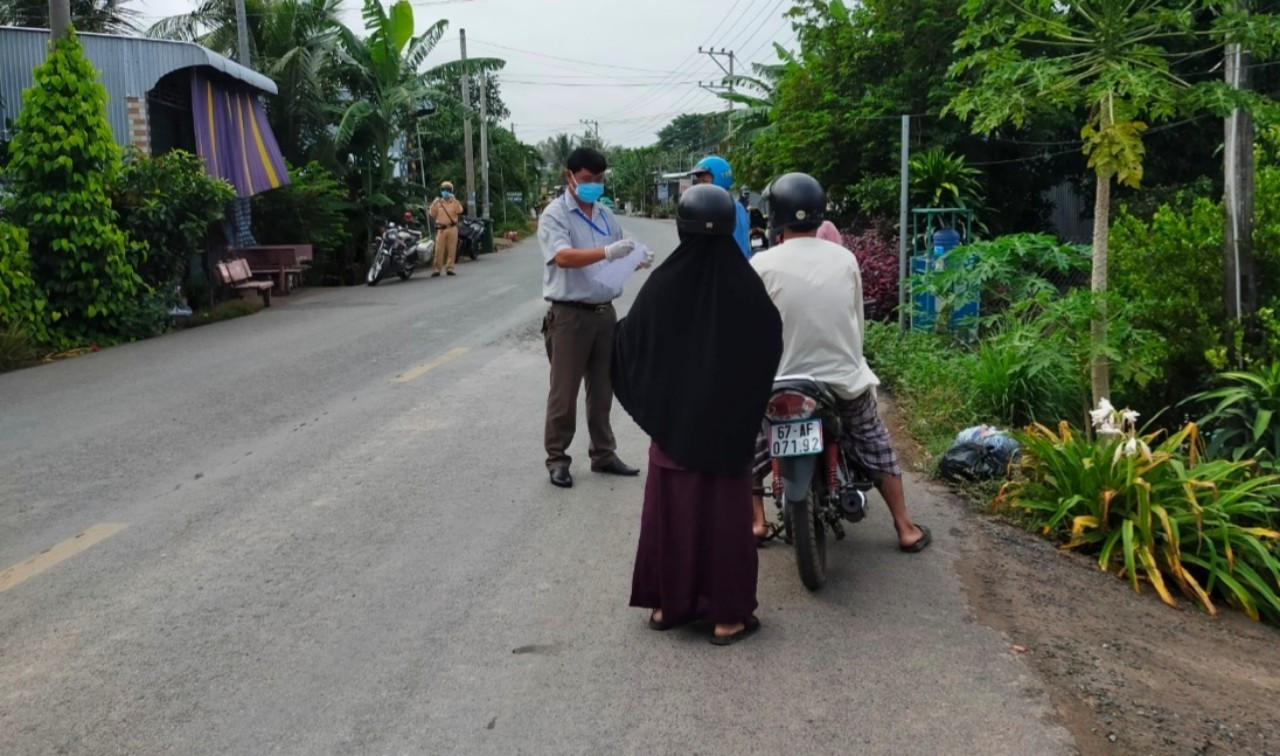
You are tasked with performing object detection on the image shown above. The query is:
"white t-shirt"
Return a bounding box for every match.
[749,236,880,400]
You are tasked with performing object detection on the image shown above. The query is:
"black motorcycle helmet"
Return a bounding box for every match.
[676,184,736,237]
[765,172,825,236]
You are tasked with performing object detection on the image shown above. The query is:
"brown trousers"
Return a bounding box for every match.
[543,302,618,470]
[433,225,458,272]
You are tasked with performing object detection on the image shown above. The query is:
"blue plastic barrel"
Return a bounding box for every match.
[933,228,978,330]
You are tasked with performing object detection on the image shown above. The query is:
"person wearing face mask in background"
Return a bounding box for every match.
[428,180,465,277]
[538,147,654,489]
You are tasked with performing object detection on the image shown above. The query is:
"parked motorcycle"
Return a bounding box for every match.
[456,216,485,262]
[367,213,432,286]
[763,376,875,590]
[749,227,770,254]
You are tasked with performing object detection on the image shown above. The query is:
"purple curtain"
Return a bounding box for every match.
[191,71,290,198]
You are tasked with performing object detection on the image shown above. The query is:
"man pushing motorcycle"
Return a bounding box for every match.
[748,172,931,553]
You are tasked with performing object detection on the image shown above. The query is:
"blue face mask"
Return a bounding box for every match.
[572,179,605,204]
[441,190,452,198]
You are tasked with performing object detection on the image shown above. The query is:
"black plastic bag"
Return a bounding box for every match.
[938,442,1006,482]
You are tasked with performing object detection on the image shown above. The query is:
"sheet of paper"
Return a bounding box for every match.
[593,243,648,293]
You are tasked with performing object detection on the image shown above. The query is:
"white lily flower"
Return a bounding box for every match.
[1090,399,1117,429]
[1121,409,1140,429]
[1096,419,1122,438]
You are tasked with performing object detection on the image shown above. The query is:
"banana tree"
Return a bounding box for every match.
[948,0,1280,407]
[716,43,801,146]
[334,0,501,211]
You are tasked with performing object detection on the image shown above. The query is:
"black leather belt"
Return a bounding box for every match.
[550,300,612,313]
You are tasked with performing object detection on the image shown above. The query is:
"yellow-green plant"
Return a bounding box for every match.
[999,400,1280,623]
[3,31,142,344]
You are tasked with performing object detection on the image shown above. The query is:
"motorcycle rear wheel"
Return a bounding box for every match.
[398,265,414,281]
[791,493,827,591]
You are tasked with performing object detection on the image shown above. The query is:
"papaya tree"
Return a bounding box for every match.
[947,0,1280,406]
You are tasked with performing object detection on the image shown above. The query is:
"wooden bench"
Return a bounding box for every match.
[215,259,273,307]
[235,245,314,295]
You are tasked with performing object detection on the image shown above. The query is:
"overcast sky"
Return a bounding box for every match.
[130,0,798,148]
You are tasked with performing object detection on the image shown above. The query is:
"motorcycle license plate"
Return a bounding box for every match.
[770,420,824,457]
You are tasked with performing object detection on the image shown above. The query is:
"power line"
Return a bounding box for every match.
[502,79,703,88]
[726,0,789,58]
[464,36,673,74]
[602,0,757,120]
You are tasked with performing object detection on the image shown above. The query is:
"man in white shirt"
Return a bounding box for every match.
[749,173,930,553]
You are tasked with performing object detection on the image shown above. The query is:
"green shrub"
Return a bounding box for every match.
[252,162,353,284]
[1110,195,1224,406]
[0,221,57,347]
[2,32,142,345]
[915,233,1090,331]
[1191,361,1280,472]
[112,149,234,295]
[969,290,1164,429]
[1001,402,1280,624]
[968,314,1078,427]
[0,320,39,371]
[865,321,977,454]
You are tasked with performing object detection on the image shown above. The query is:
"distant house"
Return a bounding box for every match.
[0,27,288,199]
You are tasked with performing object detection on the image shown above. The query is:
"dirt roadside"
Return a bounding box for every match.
[881,394,1280,756]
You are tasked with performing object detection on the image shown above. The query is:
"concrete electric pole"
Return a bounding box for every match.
[579,119,600,147]
[234,0,251,65]
[697,47,736,144]
[480,69,491,220]
[459,29,477,217]
[48,0,71,38]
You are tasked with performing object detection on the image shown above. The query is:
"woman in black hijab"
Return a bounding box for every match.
[612,184,783,645]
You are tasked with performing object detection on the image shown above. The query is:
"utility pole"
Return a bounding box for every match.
[459,29,477,217]
[898,114,911,333]
[697,47,736,144]
[579,119,600,147]
[479,68,491,220]
[234,0,251,65]
[48,0,70,38]
[1224,5,1256,326]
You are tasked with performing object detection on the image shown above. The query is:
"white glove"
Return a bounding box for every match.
[604,239,636,261]
[637,248,655,270]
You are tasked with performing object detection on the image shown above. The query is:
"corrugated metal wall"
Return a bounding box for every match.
[0,27,275,147]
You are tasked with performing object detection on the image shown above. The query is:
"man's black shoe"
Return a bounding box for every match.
[592,459,640,477]
[550,466,573,488]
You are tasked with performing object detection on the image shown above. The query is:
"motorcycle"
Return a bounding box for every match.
[749,227,770,253]
[367,213,432,286]
[455,216,486,262]
[763,376,875,591]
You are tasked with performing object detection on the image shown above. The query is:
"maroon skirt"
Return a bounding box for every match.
[629,443,758,626]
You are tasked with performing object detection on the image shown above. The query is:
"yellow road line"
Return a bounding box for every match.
[392,347,471,383]
[0,523,127,593]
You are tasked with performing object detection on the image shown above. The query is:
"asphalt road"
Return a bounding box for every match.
[0,217,1076,755]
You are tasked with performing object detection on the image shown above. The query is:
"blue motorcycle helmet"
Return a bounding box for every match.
[689,155,734,190]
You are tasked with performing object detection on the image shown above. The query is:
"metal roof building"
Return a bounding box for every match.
[0,26,277,151]
[1,27,289,202]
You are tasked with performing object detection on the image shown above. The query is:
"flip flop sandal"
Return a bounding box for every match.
[710,616,761,646]
[648,612,677,631]
[900,524,932,553]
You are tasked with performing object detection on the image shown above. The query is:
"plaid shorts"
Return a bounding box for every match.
[752,390,901,490]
